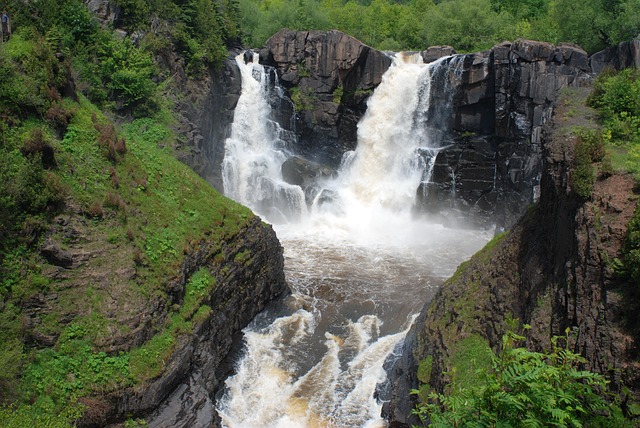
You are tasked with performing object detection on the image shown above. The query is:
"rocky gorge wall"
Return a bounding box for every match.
[48,208,288,427]
[380,86,640,427]
[104,217,287,427]
[194,30,627,229]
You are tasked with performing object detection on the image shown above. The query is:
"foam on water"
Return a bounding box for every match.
[217,51,491,427]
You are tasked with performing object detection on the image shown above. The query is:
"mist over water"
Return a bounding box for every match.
[217,52,491,427]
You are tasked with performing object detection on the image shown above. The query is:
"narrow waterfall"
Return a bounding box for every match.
[222,52,306,222]
[217,52,491,428]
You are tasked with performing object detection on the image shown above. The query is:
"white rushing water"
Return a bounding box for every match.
[223,52,306,222]
[217,52,491,428]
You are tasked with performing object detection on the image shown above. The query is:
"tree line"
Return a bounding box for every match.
[237,0,640,53]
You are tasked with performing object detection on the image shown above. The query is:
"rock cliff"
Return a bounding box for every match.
[422,40,592,227]
[197,32,596,228]
[33,203,287,427]
[110,217,287,427]
[260,29,392,167]
[382,87,640,426]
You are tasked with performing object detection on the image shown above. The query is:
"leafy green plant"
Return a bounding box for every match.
[618,203,640,286]
[586,68,640,181]
[413,329,630,427]
[571,137,596,200]
[96,36,158,115]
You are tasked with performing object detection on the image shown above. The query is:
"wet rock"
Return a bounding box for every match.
[147,371,214,428]
[421,45,456,63]
[281,155,333,187]
[262,29,392,167]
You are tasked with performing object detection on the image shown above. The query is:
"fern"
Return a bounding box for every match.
[413,329,633,427]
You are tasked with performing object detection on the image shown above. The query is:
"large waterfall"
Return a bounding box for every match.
[217,52,490,427]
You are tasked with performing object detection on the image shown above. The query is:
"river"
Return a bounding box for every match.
[216,51,491,427]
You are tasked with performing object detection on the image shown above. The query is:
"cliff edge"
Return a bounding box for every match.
[384,85,640,426]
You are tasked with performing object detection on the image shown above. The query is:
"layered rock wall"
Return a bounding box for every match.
[421,41,592,227]
[106,218,287,426]
[260,29,392,167]
[201,33,596,228]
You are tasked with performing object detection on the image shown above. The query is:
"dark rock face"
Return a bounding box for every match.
[421,45,456,63]
[251,33,594,228]
[195,56,243,192]
[84,0,122,25]
[106,218,288,426]
[589,39,640,73]
[281,155,333,187]
[187,34,640,230]
[418,40,592,228]
[261,29,392,167]
[383,88,640,426]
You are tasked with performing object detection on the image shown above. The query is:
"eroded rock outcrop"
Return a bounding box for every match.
[234,33,596,228]
[101,217,287,426]
[590,39,640,73]
[85,0,122,25]
[418,40,592,228]
[260,29,392,167]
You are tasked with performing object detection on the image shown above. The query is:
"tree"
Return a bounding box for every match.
[422,0,515,52]
[549,0,640,53]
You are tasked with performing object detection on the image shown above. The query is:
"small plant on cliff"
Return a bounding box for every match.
[618,203,640,286]
[587,68,640,180]
[412,328,629,427]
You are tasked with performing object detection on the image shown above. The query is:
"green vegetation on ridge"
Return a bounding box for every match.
[413,329,632,427]
[236,0,640,53]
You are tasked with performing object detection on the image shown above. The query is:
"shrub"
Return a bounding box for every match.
[589,68,640,146]
[20,128,57,170]
[413,329,629,427]
[85,201,104,219]
[571,139,595,200]
[45,102,75,138]
[95,35,158,115]
[620,203,640,286]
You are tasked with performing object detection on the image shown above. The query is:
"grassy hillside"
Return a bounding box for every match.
[0,9,254,426]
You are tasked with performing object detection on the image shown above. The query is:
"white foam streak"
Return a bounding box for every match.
[218,310,315,428]
[218,51,492,428]
[337,54,432,212]
[219,313,411,428]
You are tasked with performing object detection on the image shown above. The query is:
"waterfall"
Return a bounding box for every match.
[217,51,490,428]
[222,52,306,222]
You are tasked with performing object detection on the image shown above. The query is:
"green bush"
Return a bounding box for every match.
[96,35,158,115]
[587,68,640,180]
[571,139,595,199]
[620,203,640,286]
[413,330,630,427]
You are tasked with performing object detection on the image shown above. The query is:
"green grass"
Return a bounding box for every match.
[448,334,493,391]
[1,93,254,421]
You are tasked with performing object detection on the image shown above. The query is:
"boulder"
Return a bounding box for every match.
[85,0,122,25]
[41,239,74,268]
[421,45,456,63]
[589,39,640,73]
[281,155,333,187]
